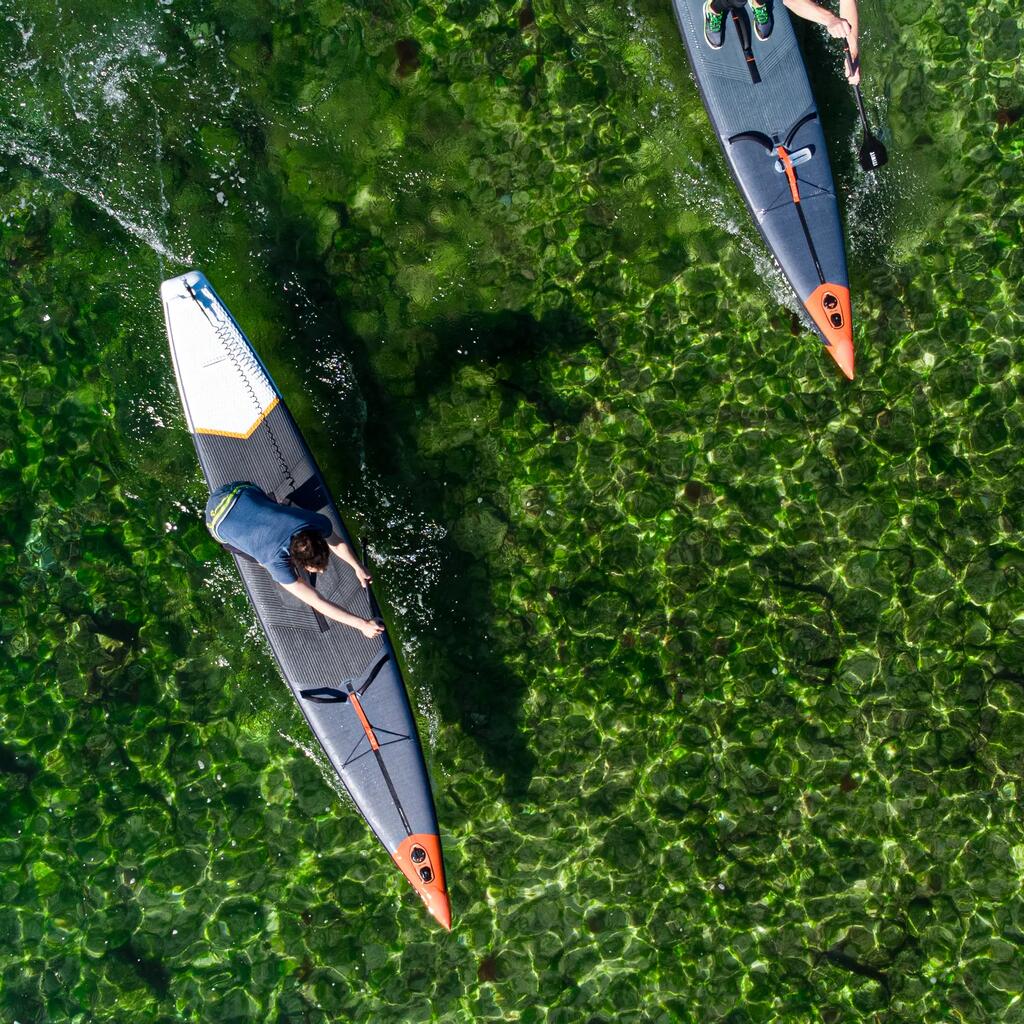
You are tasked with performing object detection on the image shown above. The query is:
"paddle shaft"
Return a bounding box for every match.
[843,40,888,169]
[851,81,872,135]
[842,43,869,127]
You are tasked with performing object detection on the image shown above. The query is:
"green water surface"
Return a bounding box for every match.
[2,0,1023,1021]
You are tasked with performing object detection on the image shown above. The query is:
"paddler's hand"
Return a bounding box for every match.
[824,14,851,39]
[359,618,385,638]
[352,562,372,589]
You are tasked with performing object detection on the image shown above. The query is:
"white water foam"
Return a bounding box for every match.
[0,5,262,264]
[278,729,354,808]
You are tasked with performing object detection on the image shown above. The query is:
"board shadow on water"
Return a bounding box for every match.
[249,204,602,801]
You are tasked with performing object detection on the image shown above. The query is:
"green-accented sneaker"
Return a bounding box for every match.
[704,0,726,49]
[750,0,774,41]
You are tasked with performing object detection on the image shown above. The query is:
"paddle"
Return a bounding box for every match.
[843,42,888,171]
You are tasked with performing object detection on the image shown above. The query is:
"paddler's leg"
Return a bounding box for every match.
[703,0,727,48]
[204,481,256,542]
[749,0,774,40]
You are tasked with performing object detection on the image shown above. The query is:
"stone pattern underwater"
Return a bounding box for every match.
[1,0,1023,1021]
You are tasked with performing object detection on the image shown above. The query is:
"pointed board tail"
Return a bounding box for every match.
[806,283,854,379]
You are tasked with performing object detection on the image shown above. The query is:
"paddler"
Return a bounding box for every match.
[704,0,862,84]
[205,481,384,638]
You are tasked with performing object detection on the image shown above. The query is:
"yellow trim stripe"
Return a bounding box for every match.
[195,396,280,439]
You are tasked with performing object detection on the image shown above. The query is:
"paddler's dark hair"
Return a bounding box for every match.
[290,531,329,572]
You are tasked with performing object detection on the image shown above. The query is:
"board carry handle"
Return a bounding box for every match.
[300,687,349,704]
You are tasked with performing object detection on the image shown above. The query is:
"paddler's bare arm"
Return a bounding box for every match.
[782,0,861,83]
[280,579,384,637]
[326,536,372,588]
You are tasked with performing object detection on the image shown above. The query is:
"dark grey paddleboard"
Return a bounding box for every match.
[671,0,855,377]
[161,271,451,928]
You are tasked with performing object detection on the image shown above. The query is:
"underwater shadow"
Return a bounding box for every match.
[415,306,597,428]
[403,306,598,800]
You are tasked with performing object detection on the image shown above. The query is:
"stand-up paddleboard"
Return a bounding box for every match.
[671,0,855,379]
[160,271,451,929]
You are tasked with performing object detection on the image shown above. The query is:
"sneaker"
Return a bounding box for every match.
[750,0,773,40]
[703,0,726,48]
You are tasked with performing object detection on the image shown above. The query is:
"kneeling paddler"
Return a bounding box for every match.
[205,482,384,638]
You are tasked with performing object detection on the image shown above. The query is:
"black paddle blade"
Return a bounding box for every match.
[849,77,888,172]
[858,133,888,172]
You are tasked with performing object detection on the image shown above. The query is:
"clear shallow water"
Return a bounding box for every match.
[1,1,1023,1021]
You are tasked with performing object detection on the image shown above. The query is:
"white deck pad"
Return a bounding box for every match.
[161,272,278,438]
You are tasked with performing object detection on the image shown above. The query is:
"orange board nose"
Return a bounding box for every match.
[394,834,451,930]
[806,283,854,379]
